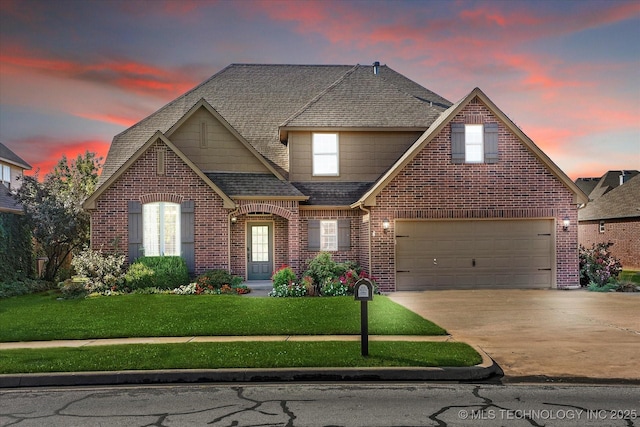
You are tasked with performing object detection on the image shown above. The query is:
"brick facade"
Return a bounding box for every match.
[579,219,640,270]
[368,98,580,290]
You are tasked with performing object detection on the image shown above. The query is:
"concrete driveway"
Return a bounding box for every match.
[389,289,640,382]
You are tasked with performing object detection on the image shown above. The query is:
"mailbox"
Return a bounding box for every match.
[354,278,373,301]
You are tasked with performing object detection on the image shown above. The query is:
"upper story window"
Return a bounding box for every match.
[599,221,605,233]
[1,164,10,188]
[143,202,181,256]
[313,133,339,176]
[451,122,498,164]
[464,124,484,163]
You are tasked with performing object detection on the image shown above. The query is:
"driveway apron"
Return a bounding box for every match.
[389,289,640,381]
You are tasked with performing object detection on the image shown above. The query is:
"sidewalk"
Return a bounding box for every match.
[0,335,500,388]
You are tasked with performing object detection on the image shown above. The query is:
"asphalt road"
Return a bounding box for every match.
[1,383,638,426]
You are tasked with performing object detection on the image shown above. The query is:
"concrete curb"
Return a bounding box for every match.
[0,345,500,388]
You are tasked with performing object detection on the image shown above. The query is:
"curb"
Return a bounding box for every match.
[0,345,500,388]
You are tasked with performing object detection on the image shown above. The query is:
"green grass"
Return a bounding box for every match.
[620,270,640,284]
[0,341,481,374]
[0,294,446,342]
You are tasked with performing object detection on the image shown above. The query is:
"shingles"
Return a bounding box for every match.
[99,64,451,187]
[206,173,306,198]
[579,174,640,221]
[0,186,22,213]
[292,182,374,205]
[0,143,31,169]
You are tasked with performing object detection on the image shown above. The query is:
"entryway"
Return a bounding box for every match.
[247,223,273,280]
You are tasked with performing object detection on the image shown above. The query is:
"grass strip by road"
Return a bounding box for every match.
[0,294,445,342]
[0,341,481,374]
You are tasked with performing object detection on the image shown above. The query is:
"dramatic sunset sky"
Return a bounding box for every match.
[1,0,638,180]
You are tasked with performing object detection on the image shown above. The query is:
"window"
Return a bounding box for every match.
[465,124,484,163]
[599,221,605,233]
[1,165,10,188]
[313,133,339,176]
[320,220,338,251]
[451,122,498,164]
[143,202,181,256]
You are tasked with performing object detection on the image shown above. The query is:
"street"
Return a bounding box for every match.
[1,383,638,426]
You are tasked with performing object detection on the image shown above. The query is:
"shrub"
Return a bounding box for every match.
[269,281,307,297]
[0,279,54,299]
[272,265,297,288]
[59,277,89,299]
[304,253,341,288]
[196,269,243,289]
[133,256,189,289]
[71,248,126,293]
[579,242,622,288]
[320,278,349,296]
[124,262,155,291]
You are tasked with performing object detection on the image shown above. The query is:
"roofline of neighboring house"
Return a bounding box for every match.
[83,131,237,210]
[352,87,589,208]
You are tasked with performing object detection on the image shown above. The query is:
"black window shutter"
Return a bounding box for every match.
[127,201,143,264]
[484,123,499,163]
[308,220,320,251]
[451,123,465,164]
[181,201,195,274]
[338,219,351,251]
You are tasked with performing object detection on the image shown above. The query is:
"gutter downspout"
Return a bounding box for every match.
[356,203,372,275]
[228,208,239,275]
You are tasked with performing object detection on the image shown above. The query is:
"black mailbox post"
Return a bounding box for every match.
[354,278,373,356]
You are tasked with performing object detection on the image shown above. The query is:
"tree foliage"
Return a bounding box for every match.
[0,212,34,282]
[14,151,101,282]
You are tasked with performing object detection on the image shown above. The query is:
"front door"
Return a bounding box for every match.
[247,223,273,280]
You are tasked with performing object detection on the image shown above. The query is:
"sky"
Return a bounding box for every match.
[0,0,639,181]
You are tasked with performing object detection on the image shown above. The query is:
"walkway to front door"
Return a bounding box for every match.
[247,223,273,280]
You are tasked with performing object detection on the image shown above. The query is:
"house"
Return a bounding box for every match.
[84,63,588,291]
[577,171,640,270]
[0,142,31,214]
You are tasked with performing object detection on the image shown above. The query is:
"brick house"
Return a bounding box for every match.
[577,171,640,270]
[84,63,587,291]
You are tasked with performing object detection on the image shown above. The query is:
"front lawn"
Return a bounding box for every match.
[0,293,446,342]
[0,341,481,374]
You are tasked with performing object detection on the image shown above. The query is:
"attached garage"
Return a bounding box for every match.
[395,219,554,290]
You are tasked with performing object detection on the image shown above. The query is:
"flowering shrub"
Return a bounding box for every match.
[579,242,622,288]
[196,269,243,289]
[173,282,251,295]
[272,265,297,288]
[320,278,349,296]
[269,281,307,297]
[71,248,126,294]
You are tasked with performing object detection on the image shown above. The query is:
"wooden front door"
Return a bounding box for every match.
[247,223,273,280]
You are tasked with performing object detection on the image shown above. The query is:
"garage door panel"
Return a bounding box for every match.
[396,219,553,290]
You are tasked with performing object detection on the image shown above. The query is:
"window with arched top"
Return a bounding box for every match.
[143,202,181,256]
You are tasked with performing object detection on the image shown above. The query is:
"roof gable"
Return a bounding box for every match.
[0,143,31,170]
[354,87,589,207]
[84,131,236,210]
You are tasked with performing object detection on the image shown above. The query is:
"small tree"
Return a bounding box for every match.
[579,242,622,287]
[15,151,101,282]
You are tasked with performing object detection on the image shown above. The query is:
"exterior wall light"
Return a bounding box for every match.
[562,217,570,231]
[231,216,237,224]
[382,218,390,232]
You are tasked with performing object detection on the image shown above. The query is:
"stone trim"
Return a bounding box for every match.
[139,193,185,205]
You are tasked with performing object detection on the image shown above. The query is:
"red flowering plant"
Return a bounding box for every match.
[338,269,378,295]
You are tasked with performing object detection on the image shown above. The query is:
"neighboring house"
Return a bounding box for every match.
[0,142,31,214]
[84,63,588,291]
[577,171,640,270]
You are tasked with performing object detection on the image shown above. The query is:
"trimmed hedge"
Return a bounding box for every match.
[126,256,189,289]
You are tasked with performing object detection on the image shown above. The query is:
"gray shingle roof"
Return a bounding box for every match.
[578,174,640,221]
[293,182,374,206]
[0,186,22,213]
[206,173,306,198]
[100,64,451,187]
[0,143,31,169]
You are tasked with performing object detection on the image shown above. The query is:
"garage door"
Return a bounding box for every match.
[396,220,553,290]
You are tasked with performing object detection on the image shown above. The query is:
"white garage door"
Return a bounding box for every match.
[396,220,554,290]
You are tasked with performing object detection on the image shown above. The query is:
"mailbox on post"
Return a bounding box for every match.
[354,278,374,356]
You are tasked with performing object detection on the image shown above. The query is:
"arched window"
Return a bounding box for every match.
[143,202,181,256]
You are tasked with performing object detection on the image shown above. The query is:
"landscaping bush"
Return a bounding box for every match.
[133,256,189,289]
[59,277,89,299]
[320,278,349,296]
[579,242,622,288]
[0,279,54,299]
[124,262,155,291]
[269,281,307,297]
[196,269,243,289]
[0,212,34,282]
[271,265,297,288]
[71,248,126,293]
